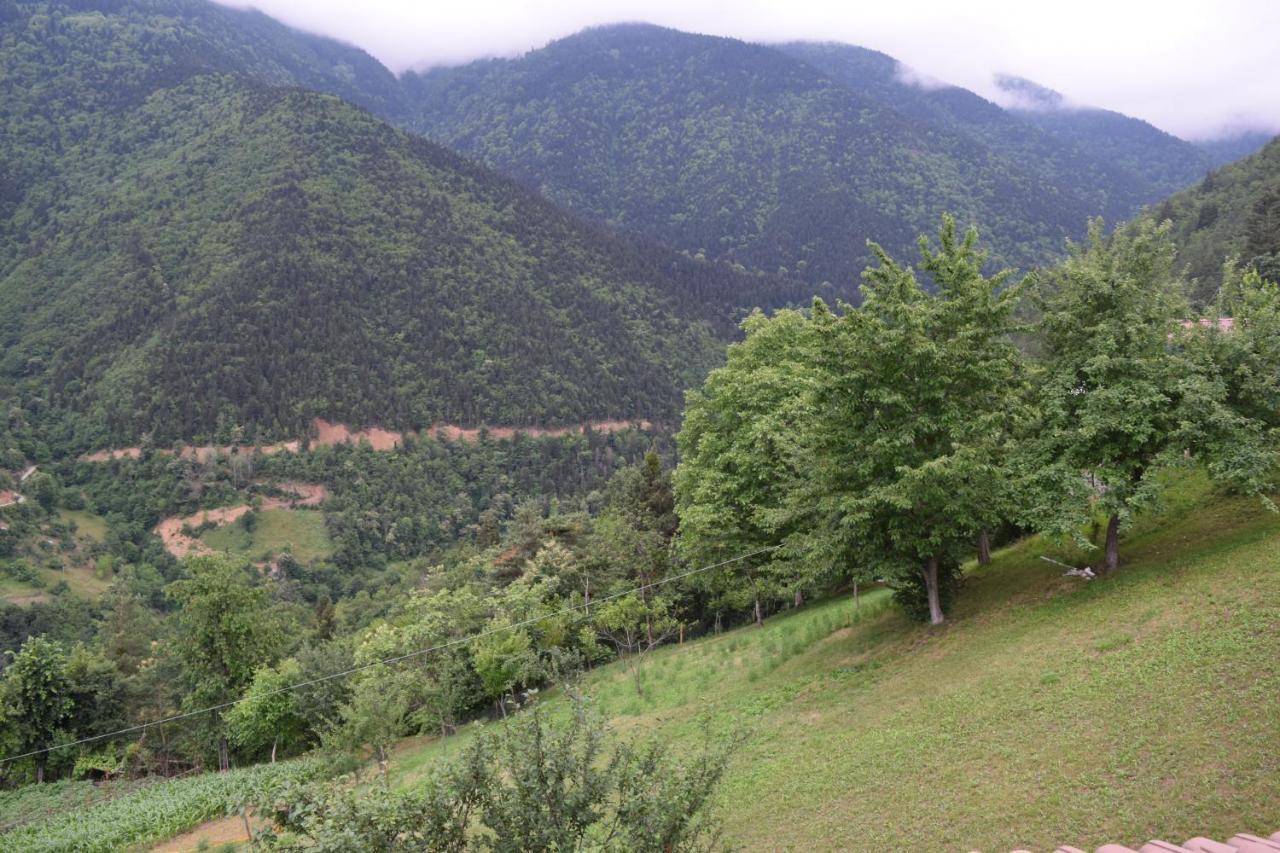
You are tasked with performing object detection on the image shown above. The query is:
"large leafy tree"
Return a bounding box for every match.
[225,659,308,764]
[675,308,824,625]
[167,555,286,770]
[792,217,1026,623]
[1032,221,1274,571]
[0,636,73,783]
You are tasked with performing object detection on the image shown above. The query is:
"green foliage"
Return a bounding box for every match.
[0,757,326,852]
[675,307,829,612]
[225,659,308,762]
[1209,265,1280,432]
[1141,137,1280,303]
[258,699,733,852]
[680,217,1027,623]
[1029,220,1276,568]
[0,636,73,780]
[798,218,1026,621]
[167,554,289,765]
[386,473,1279,851]
[0,6,806,450]
[784,44,1221,205]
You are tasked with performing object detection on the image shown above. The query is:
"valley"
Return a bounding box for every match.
[0,2,1276,851]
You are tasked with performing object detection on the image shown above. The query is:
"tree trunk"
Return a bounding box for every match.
[853,580,859,612]
[714,611,722,635]
[270,736,278,764]
[218,736,230,772]
[924,556,944,625]
[36,762,44,784]
[678,622,684,645]
[1104,513,1121,573]
[753,594,763,627]
[977,529,992,566]
[794,589,804,608]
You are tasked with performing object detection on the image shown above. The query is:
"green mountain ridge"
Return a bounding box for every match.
[404,24,1271,290]
[1,1,1275,452]
[1143,135,1280,302]
[1,3,812,450]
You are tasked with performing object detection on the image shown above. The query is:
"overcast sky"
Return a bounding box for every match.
[218,0,1279,140]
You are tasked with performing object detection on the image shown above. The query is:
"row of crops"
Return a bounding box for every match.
[0,758,326,852]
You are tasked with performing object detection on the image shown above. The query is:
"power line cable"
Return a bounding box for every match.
[0,546,776,766]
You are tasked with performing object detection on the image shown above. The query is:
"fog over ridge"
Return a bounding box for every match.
[214,0,1279,141]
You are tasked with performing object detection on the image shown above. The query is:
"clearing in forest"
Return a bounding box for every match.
[153,483,329,560]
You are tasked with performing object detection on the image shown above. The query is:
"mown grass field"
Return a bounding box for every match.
[200,509,332,564]
[388,471,1280,851]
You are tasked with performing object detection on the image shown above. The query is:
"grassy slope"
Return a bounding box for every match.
[58,509,108,543]
[1,509,113,606]
[199,508,332,563]
[390,471,1280,851]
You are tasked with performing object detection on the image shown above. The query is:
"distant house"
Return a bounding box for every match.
[1181,317,1235,333]
[0,489,24,508]
[18,465,37,482]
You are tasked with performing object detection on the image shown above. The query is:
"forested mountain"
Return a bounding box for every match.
[783,46,1211,205]
[1194,131,1276,168]
[1,1,1272,452]
[403,25,1096,289]
[403,25,1265,290]
[990,74,1219,195]
[1143,135,1280,303]
[0,0,408,234]
[0,2,802,450]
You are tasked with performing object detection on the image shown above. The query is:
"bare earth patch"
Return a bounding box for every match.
[312,418,402,450]
[82,418,655,462]
[150,812,258,852]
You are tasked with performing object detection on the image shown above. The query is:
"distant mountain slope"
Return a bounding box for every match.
[777,44,1158,222]
[403,24,1127,290]
[1141,136,1280,303]
[0,4,801,450]
[403,26,1263,290]
[1194,131,1276,169]
[0,0,407,236]
[992,74,1214,198]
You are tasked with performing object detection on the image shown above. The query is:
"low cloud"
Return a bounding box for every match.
[217,0,1280,140]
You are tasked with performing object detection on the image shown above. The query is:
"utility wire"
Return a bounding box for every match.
[0,546,777,766]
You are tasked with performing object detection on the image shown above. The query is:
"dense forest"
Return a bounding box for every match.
[2,2,1272,452]
[783,47,1239,201]
[0,4,828,450]
[405,24,1263,290]
[1142,136,1280,303]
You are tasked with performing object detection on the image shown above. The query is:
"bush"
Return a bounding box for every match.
[257,696,737,851]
